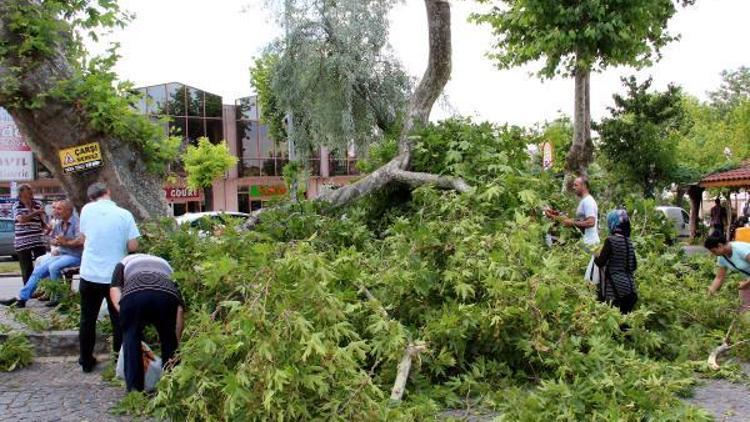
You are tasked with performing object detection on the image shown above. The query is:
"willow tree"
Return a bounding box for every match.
[471,0,695,182]
[0,0,179,218]
[244,0,467,222]
[258,0,412,158]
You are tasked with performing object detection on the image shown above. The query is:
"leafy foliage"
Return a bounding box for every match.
[597,77,689,197]
[0,0,180,173]
[131,119,737,420]
[261,0,410,154]
[182,137,238,189]
[470,0,691,77]
[708,66,750,115]
[0,333,33,372]
[250,53,287,143]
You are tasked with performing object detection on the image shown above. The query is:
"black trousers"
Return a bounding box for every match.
[79,278,121,368]
[17,245,47,285]
[120,290,179,392]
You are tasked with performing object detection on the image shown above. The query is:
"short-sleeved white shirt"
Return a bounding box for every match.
[576,194,600,245]
[79,199,140,284]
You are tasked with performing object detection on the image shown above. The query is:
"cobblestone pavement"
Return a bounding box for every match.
[0,358,129,422]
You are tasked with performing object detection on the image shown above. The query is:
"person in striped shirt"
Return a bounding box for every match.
[12,184,48,285]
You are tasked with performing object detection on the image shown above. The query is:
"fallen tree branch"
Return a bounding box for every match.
[390,341,428,402]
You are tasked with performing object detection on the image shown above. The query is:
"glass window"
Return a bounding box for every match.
[276,158,289,176]
[237,120,258,158]
[259,125,274,158]
[205,119,223,144]
[187,87,203,116]
[250,200,262,211]
[237,190,250,214]
[262,158,276,176]
[276,139,289,159]
[0,219,13,232]
[147,85,167,115]
[308,158,321,176]
[167,83,186,116]
[205,93,222,118]
[330,158,347,176]
[187,118,206,145]
[239,159,262,177]
[169,117,187,139]
[133,88,148,114]
[172,203,187,217]
[34,158,53,179]
[236,97,258,120]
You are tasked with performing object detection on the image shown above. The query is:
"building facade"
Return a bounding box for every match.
[0,82,360,216]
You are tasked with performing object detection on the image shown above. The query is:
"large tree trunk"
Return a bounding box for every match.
[564,64,594,188]
[0,0,169,220]
[244,0,463,229]
[317,0,462,208]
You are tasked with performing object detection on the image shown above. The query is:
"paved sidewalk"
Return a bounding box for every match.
[0,358,129,422]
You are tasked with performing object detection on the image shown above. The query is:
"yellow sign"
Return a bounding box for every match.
[58,142,102,173]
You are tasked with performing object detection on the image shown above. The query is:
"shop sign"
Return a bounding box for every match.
[249,184,287,198]
[0,111,33,181]
[58,142,102,173]
[164,186,203,201]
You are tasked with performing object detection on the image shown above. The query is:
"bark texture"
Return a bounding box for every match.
[244,0,467,229]
[0,0,169,219]
[316,0,464,207]
[565,65,594,186]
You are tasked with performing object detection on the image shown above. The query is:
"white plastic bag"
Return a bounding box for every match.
[115,342,163,392]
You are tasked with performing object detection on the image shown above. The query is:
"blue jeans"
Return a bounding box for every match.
[19,254,81,301]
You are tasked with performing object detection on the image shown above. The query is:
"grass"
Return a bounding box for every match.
[0,261,20,274]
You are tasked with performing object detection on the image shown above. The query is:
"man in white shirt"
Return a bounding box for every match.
[77,182,140,373]
[546,176,600,283]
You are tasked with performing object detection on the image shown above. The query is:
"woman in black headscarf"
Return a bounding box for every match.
[594,209,638,314]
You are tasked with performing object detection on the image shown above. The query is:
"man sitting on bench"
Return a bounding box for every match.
[1,200,83,308]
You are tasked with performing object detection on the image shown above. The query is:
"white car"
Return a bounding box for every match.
[655,206,691,239]
[175,212,250,233]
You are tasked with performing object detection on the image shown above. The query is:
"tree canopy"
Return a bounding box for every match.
[257,0,411,157]
[470,0,694,179]
[597,77,688,198]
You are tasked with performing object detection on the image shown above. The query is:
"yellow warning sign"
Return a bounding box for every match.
[58,142,102,173]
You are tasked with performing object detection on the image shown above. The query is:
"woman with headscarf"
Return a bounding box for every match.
[594,209,638,314]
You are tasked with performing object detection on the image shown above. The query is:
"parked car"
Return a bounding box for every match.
[0,217,16,258]
[175,212,250,234]
[655,206,691,239]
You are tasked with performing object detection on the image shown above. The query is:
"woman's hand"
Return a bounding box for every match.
[739,279,750,290]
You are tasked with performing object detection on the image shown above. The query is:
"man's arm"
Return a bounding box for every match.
[562,216,596,229]
[127,238,138,253]
[109,287,122,313]
[175,306,184,343]
[15,209,44,224]
[708,267,728,295]
[109,262,125,312]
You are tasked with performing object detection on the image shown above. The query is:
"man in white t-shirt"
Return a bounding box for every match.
[546,176,600,282]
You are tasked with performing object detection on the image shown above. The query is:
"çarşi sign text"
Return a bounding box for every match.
[59,142,103,174]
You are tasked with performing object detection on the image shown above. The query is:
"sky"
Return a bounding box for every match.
[92,0,750,127]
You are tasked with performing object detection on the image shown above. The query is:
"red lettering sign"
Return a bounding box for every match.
[163,186,203,202]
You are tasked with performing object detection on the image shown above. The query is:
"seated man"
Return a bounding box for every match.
[110,253,185,391]
[1,200,83,308]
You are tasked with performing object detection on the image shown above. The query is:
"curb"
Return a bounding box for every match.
[0,331,109,357]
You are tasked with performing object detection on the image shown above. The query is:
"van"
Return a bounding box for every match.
[655,206,690,239]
